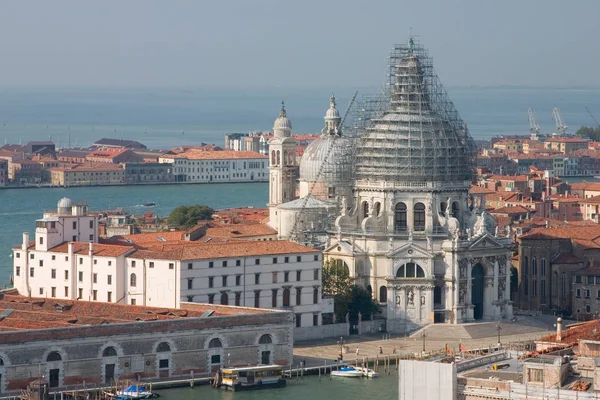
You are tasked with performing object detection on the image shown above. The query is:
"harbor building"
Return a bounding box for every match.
[267,39,513,332]
[0,290,292,393]
[12,198,329,329]
[158,150,268,183]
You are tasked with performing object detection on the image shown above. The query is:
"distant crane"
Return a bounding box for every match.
[585,106,600,128]
[528,108,540,139]
[552,107,568,136]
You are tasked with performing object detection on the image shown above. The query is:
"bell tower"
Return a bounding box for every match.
[268,102,297,230]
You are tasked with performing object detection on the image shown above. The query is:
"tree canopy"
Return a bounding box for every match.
[575,125,600,141]
[167,204,214,228]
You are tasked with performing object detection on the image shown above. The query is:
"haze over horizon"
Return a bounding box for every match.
[0,0,598,89]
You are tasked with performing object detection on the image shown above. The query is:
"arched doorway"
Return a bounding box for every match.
[471,264,485,320]
[102,346,118,384]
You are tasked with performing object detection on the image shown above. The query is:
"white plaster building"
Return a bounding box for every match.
[159,150,268,183]
[12,199,329,328]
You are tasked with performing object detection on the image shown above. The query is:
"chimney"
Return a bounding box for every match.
[22,232,29,250]
[556,317,563,342]
[546,220,550,228]
[68,242,74,259]
[88,241,94,256]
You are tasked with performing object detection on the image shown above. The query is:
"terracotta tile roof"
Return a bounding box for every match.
[51,163,124,172]
[520,226,600,245]
[552,254,584,264]
[545,137,589,143]
[469,185,496,195]
[488,175,530,182]
[490,205,531,214]
[162,150,267,160]
[48,242,135,257]
[568,181,600,191]
[204,224,277,239]
[581,195,600,204]
[0,292,271,332]
[132,240,318,261]
[540,320,600,344]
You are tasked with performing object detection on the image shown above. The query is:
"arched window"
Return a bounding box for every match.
[156,342,171,353]
[451,202,459,217]
[374,202,381,217]
[220,293,228,305]
[47,352,62,362]
[102,347,117,357]
[271,150,276,165]
[532,257,537,276]
[276,150,280,165]
[362,201,369,219]
[395,202,407,232]
[440,202,447,217]
[414,203,425,231]
[523,256,529,274]
[523,256,529,296]
[209,338,222,348]
[259,334,272,344]
[0,357,4,366]
[396,262,425,278]
[283,288,290,307]
[130,273,137,287]
[379,286,387,303]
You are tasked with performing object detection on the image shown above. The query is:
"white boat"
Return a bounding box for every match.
[115,385,155,399]
[355,367,379,378]
[331,366,364,378]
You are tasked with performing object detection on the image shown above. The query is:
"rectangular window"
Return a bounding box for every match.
[586,289,591,298]
[254,291,260,308]
[296,256,301,262]
[72,221,77,229]
[107,275,112,285]
[108,261,112,266]
[296,288,302,305]
[236,260,241,267]
[296,270,302,281]
[528,368,544,383]
[30,254,34,259]
[93,273,97,283]
[272,289,278,307]
[107,292,112,302]
[187,262,192,270]
[284,256,289,263]
[64,286,68,297]
[209,277,214,288]
[149,262,154,268]
[284,271,289,282]
[210,354,220,364]
[255,258,260,265]
[313,314,319,326]
[132,260,136,267]
[314,254,319,261]
[39,236,44,245]
[39,260,43,267]
[64,270,69,280]
[78,288,83,299]
[576,275,582,283]
[131,299,137,305]
[208,294,215,304]
[79,257,83,265]
[235,292,241,306]
[222,260,228,267]
[273,257,278,264]
[272,272,278,283]
[30,267,34,277]
[16,253,20,258]
[255,273,260,284]
[93,289,97,300]
[94,259,97,265]
[72,235,77,242]
[313,287,319,304]
[89,220,94,229]
[169,263,174,269]
[51,287,56,297]
[222,276,228,287]
[589,276,595,285]
[314,269,319,280]
[236,275,241,286]
[187,279,193,290]
[576,288,581,298]
[16,266,21,276]
[89,234,94,241]
[296,314,301,328]
[209,261,214,268]
[52,255,55,260]
[78,271,83,282]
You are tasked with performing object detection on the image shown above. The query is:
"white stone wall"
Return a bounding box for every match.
[159,156,268,183]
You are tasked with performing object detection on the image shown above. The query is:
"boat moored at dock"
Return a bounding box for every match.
[330,367,364,378]
[214,365,286,391]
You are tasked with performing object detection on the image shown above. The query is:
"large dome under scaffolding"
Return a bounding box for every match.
[352,39,475,187]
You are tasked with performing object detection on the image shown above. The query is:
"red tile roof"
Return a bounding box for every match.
[552,254,584,264]
[490,205,531,214]
[540,320,600,344]
[162,150,267,160]
[48,242,135,257]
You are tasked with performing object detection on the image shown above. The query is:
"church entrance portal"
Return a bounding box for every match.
[471,264,485,320]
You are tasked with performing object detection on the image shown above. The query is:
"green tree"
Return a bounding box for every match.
[168,204,214,228]
[347,285,380,321]
[322,260,353,296]
[575,125,600,141]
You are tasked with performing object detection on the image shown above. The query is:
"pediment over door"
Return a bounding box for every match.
[467,234,504,251]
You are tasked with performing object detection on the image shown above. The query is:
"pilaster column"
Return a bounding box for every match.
[466,260,473,305]
[493,258,499,302]
[418,286,422,321]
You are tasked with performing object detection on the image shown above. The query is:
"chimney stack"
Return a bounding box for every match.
[68,242,74,259]
[556,317,563,342]
[22,232,29,251]
[88,241,94,256]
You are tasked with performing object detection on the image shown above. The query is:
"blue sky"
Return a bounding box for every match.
[0,0,597,88]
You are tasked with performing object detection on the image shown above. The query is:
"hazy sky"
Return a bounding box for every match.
[0,0,598,88]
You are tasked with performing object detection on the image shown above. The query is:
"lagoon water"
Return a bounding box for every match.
[1,86,600,286]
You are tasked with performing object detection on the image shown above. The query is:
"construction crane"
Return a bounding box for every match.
[585,106,600,128]
[528,108,540,139]
[552,107,568,136]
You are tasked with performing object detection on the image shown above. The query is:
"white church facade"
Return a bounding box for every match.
[267,39,513,333]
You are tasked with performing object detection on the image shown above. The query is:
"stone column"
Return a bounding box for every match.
[493,258,499,302]
[466,260,473,305]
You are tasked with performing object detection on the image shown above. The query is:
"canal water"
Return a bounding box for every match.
[0,183,268,286]
[155,374,398,400]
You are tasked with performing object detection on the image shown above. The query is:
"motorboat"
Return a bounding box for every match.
[143,202,156,207]
[331,366,364,378]
[114,385,155,399]
[355,367,379,378]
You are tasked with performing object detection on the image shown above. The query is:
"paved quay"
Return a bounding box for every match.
[292,319,552,368]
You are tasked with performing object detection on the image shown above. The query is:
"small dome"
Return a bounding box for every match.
[273,102,292,138]
[57,197,73,209]
[299,135,353,184]
[324,95,341,120]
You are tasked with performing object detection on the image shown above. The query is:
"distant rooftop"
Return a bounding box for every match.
[93,138,147,149]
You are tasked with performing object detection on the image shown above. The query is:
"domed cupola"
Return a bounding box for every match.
[353,38,474,188]
[323,95,342,135]
[273,101,292,138]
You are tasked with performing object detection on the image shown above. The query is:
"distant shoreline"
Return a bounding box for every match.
[0,180,268,190]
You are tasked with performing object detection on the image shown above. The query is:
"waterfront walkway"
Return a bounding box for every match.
[292,319,551,368]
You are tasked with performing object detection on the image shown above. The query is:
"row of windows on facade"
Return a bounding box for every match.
[196,287,320,308]
[270,150,294,167]
[34,286,110,301]
[197,269,319,290]
[175,160,265,168]
[521,256,547,276]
